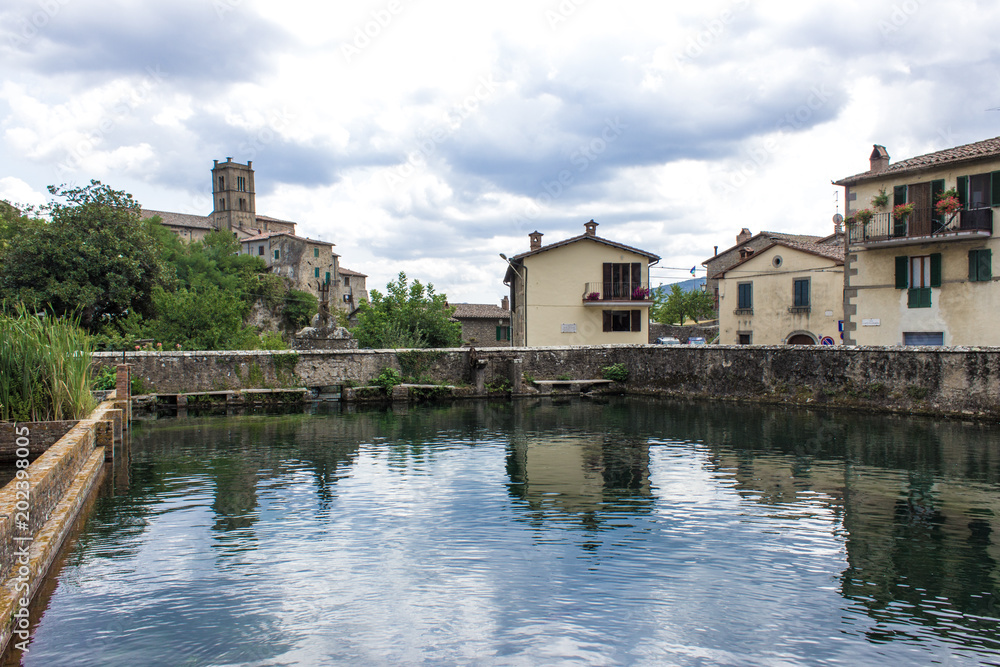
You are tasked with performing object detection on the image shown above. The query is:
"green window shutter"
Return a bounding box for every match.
[314,267,320,278]
[892,185,908,236]
[314,248,319,257]
[496,326,501,341]
[895,255,908,289]
[893,185,907,206]
[970,249,992,282]
[930,253,942,287]
[908,288,931,308]
[957,176,968,208]
[325,272,331,284]
[274,249,279,260]
[991,171,1000,207]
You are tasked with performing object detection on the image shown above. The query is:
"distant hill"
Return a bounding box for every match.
[653,277,706,296]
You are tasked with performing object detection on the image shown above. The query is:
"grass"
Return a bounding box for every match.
[0,307,96,421]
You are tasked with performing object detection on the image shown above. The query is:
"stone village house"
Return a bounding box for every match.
[451,300,512,346]
[834,136,1000,345]
[502,220,660,346]
[141,158,367,314]
[713,234,845,345]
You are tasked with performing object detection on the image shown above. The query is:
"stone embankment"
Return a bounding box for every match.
[94,346,1000,418]
[0,366,131,655]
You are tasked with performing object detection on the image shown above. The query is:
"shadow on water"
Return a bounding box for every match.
[8,397,1000,665]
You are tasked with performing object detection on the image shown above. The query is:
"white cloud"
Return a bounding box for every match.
[1,0,998,301]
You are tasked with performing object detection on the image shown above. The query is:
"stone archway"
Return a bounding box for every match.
[787,332,816,345]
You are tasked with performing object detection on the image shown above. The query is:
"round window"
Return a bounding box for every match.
[772,255,783,268]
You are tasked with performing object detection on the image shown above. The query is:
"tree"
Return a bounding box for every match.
[0,181,164,331]
[351,272,461,349]
[652,284,716,325]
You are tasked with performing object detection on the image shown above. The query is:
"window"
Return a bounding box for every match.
[314,267,320,278]
[602,310,641,332]
[793,279,810,308]
[274,249,280,260]
[602,262,641,298]
[237,175,246,192]
[969,248,992,282]
[314,248,319,258]
[343,277,350,286]
[496,326,511,341]
[737,282,752,310]
[957,171,1000,208]
[219,198,225,211]
[218,176,224,191]
[257,245,264,256]
[903,332,944,346]
[738,332,752,345]
[895,254,940,308]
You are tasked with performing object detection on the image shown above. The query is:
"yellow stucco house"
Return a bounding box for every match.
[834,137,1000,345]
[715,235,845,345]
[502,220,660,346]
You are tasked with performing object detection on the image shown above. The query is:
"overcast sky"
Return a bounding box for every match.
[2,0,999,304]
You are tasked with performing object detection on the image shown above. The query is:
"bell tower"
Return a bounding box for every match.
[211,157,256,232]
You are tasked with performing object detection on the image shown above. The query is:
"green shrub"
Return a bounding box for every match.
[485,377,511,393]
[284,290,318,329]
[602,363,629,383]
[92,366,117,391]
[373,367,402,394]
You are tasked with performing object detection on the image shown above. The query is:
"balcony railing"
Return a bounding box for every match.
[848,206,993,245]
[582,282,652,303]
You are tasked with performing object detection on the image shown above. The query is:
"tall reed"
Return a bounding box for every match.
[0,307,96,422]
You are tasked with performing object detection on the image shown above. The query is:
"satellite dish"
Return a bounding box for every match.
[833,213,844,224]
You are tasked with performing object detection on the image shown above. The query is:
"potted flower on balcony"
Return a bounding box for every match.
[871,188,889,210]
[892,202,913,220]
[854,208,874,225]
[631,286,650,300]
[935,189,962,216]
[585,291,600,301]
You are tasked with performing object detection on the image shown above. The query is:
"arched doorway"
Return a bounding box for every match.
[787,333,816,345]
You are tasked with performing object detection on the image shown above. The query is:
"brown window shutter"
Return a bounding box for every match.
[603,310,612,332]
[630,309,641,332]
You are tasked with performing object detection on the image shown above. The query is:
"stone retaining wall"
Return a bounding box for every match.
[95,346,1000,418]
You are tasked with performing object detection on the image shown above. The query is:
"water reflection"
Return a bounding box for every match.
[9,398,1000,666]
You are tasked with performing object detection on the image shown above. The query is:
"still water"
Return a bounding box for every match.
[8,398,1000,666]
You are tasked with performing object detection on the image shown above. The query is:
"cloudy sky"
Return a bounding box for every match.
[2,0,999,304]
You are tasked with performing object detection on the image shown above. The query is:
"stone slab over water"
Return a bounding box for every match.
[7,397,1000,666]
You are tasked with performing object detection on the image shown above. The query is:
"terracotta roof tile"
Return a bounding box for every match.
[339,267,368,277]
[835,136,1000,185]
[451,303,511,319]
[510,233,660,262]
[141,208,214,229]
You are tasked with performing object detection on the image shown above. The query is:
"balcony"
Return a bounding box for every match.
[848,206,993,248]
[582,282,652,306]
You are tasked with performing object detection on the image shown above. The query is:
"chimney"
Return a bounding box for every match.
[739,246,755,259]
[501,295,509,310]
[869,145,889,172]
[736,228,752,244]
[714,245,718,256]
[529,231,543,251]
[584,219,598,237]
